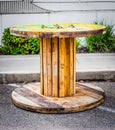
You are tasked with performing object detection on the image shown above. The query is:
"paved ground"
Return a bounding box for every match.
[0,53,115,83]
[0,81,115,130]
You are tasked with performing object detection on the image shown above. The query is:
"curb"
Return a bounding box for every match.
[0,71,115,84]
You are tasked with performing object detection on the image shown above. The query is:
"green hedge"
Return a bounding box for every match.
[0,28,40,55]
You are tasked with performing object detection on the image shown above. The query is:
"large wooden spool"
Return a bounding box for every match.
[10,24,106,113]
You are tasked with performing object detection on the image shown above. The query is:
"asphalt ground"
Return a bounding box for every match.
[0,81,115,130]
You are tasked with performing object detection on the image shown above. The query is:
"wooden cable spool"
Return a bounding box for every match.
[11,23,106,113]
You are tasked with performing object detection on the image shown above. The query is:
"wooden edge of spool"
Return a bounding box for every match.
[11,82,105,114]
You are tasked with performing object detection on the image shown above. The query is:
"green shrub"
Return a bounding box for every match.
[86,22,115,53]
[1,28,40,55]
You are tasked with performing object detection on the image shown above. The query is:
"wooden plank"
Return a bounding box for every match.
[52,38,59,97]
[65,38,70,96]
[14,87,63,108]
[43,38,48,96]
[69,37,74,95]
[77,83,105,96]
[74,38,76,93]
[40,38,44,95]
[59,38,65,97]
[47,38,52,96]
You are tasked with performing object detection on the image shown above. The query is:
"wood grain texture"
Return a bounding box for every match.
[52,38,59,97]
[40,38,44,95]
[59,38,65,97]
[47,38,52,96]
[74,38,76,94]
[69,37,74,95]
[11,82,105,114]
[65,38,70,96]
[43,38,48,96]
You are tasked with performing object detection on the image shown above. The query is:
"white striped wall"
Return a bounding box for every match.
[33,0,115,11]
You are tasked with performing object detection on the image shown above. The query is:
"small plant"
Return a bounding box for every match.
[76,37,88,53]
[86,21,115,53]
[1,28,40,55]
[76,38,81,50]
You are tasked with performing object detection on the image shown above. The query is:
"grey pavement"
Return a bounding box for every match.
[0,53,115,83]
[0,81,115,130]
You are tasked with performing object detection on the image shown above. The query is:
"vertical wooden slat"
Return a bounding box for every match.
[59,38,65,97]
[52,38,59,97]
[74,38,76,93]
[40,38,44,95]
[43,38,48,96]
[69,37,74,95]
[47,38,52,96]
[65,38,70,96]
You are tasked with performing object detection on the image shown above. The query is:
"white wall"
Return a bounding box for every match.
[2,14,49,28]
[34,2,115,11]
[98,12,115,25]
[0,14,50,44]
[49,12,97,24]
